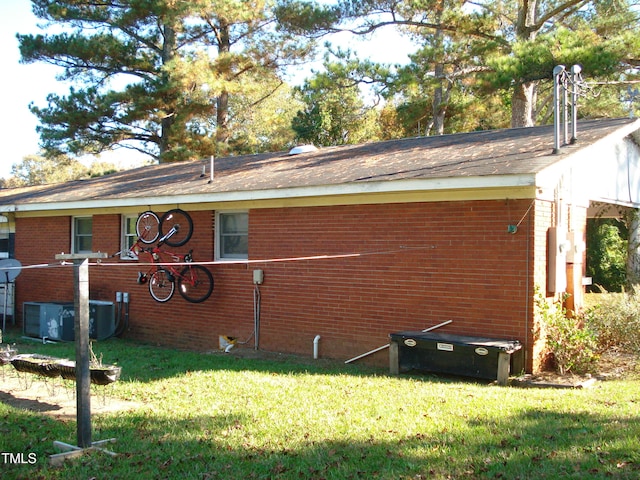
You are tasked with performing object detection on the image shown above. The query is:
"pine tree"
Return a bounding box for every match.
[309,0,639,130]
[19,0,315,163]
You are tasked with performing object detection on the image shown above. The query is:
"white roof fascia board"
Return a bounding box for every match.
[536,118,640,187]
[591,196,640,209]
[536,122,640,208]
[7,173,537,213]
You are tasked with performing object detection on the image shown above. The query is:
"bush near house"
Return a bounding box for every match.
[538,288,640,374]
[584,287,640,354]
[535,292,599,374]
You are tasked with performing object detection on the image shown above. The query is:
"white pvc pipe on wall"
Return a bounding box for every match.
[313,335,321,359]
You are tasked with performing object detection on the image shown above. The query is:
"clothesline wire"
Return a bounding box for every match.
[0,245,437,271]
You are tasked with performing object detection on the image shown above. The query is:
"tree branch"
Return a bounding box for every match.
[533,0,590,31]
[334,19,510,47]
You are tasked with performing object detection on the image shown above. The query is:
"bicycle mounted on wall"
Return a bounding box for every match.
[114,209,214,303]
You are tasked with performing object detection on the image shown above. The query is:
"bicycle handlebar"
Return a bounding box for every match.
[113,233,190,260]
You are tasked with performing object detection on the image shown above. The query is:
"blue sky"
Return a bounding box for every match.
[0,1,414,179]
[0,1,62,178]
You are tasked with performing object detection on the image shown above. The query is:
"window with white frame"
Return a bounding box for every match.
[72,216,93,253]
[216,211,248,260]
[121,214,139,259]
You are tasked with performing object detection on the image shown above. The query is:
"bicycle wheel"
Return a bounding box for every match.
[148,269,175,303]
[178,265,213,303]
[136,211,160,244]
[159,209,193,247]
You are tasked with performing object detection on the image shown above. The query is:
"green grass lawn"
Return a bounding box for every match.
[1,334,639,479]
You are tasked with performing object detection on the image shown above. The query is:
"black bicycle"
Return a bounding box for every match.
[136,209,194,247]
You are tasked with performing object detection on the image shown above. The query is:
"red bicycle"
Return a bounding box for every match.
[116,210,213,303]
[133,239,214,303]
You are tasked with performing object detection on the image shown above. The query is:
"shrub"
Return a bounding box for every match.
[535,291,599,374]
[584,286,640,354]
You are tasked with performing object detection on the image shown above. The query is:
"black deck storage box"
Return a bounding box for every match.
[389,331,523,384]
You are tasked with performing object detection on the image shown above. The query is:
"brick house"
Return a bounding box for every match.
[1,117,639,372]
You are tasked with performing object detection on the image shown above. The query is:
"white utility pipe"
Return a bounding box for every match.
[344,319,453,364]
[313,335,321,359]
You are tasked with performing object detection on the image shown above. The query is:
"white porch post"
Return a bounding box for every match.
[627,209,640,288]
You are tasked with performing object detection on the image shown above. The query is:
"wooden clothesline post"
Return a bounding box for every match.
[50,252,116,465]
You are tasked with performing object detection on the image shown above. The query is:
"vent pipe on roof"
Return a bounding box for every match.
[201,156,215,183]
[288,145,318,155]
[570,65,581,144]
[553,65,566,154]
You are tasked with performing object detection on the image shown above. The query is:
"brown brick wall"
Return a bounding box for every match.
[249,200,534,365]
[14,199,548,370]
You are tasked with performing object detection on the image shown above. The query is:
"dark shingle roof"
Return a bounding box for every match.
[1,117,638,209]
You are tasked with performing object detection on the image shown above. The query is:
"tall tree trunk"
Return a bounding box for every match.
[511,0,539,127]
[427,75,454,135]
[428,63,447,135]
[511,82,537,127]
[160,24,176,160]
[216,23,231,145]
[426,1,447,136]
[216,91,230,144]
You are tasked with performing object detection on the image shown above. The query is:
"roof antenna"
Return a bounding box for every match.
[553,64,583,153]
[208,155,214,184]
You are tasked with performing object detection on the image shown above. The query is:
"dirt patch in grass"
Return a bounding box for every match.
[223,345,640,388]
[0,368,140,421]
[511,350,640,388]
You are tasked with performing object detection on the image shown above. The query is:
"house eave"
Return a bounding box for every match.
[2,174,537,214]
